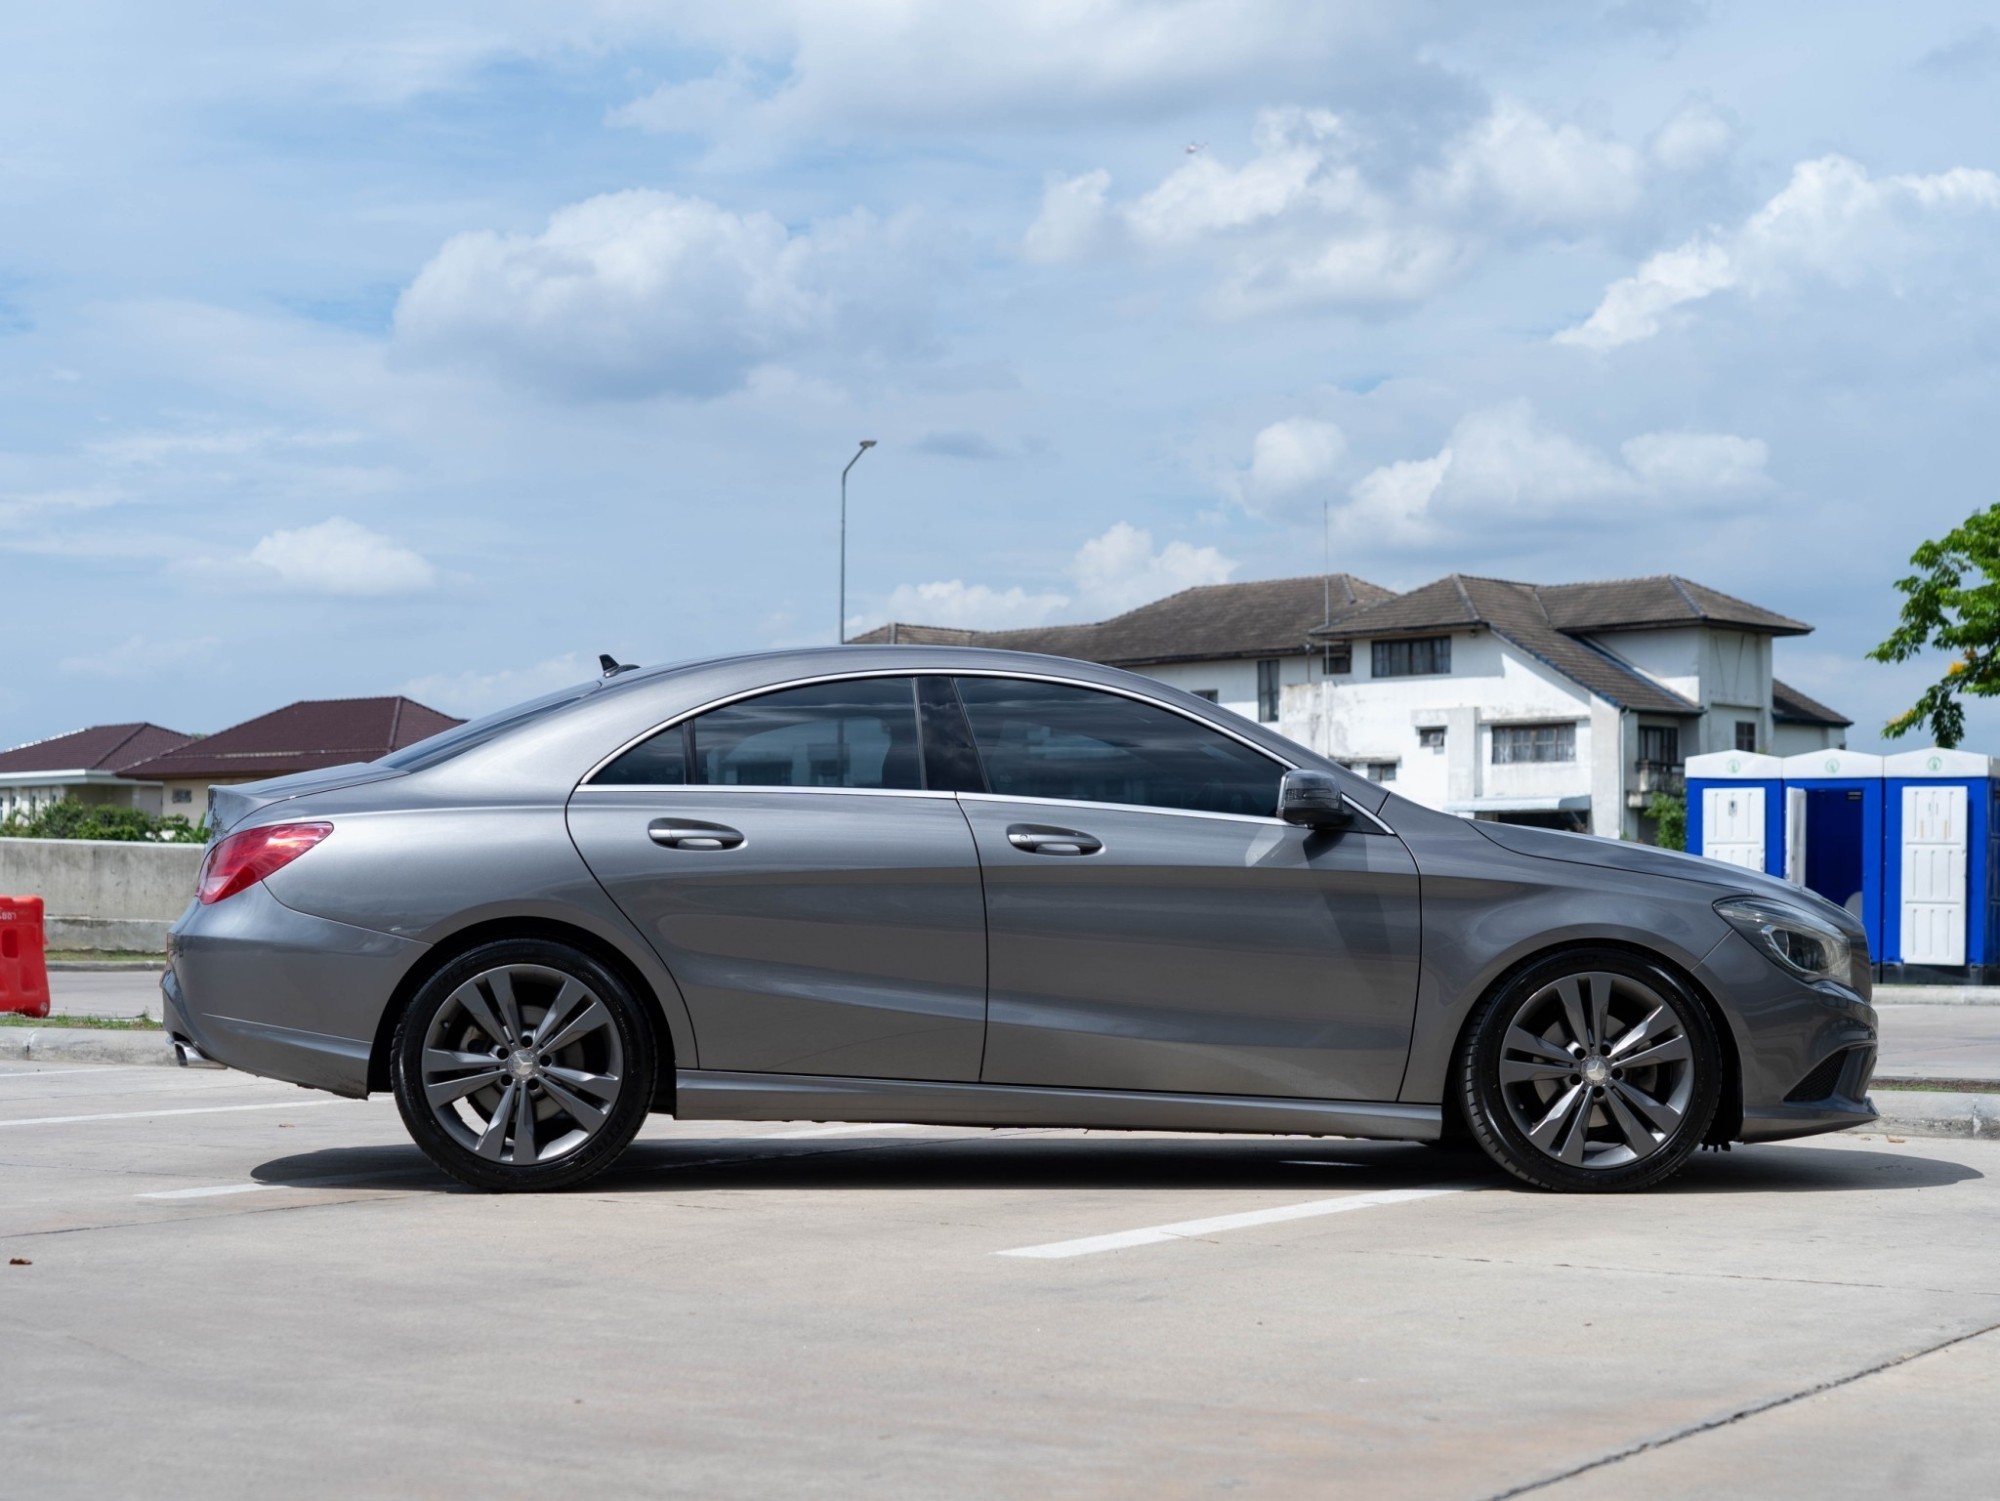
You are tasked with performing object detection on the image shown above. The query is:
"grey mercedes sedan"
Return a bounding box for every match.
[163,647,1877,1193]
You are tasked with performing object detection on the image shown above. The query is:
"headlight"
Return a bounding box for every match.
[1714,896,1853,985]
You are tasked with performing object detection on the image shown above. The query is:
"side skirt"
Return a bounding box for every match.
[673,1070,1441,1142]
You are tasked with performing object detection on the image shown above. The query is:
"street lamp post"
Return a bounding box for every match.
[839,440,876,643]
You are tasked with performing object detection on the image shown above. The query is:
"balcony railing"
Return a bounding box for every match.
[1632,759,1685,796]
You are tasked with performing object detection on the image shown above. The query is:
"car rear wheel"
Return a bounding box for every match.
[391,939,656,1193]
[1459,949,1721,1193]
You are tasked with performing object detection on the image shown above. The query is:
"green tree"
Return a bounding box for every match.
[1870,503,2000,746]
[1645,791,1686,852]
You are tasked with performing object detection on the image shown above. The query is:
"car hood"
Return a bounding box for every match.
[206,763,405,837]
[1467,819,1859,932]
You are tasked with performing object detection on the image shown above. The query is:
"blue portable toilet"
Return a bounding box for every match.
[1882,747,2000,980]
[1780,749,1885,957]
[1686,751,1785,877]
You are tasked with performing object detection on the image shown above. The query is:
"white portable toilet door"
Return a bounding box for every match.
[1785,787,1806,885]
[1901,785,1968,965]
[1702,785,1765,871]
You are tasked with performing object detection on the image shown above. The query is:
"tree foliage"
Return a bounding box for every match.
[1645,791,1686,852]
[0,801,205,843]
[1869,504,2000,747]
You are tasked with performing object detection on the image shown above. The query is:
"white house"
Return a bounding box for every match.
[856,571,1850,842]
[0,723,190,823]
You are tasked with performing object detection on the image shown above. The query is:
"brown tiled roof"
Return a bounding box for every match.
[1772,678,1853,727]
[119,697,461,781]
[851,574,1395,665]
[1535,576,1810,636]
[0,723,191,777]
[1315,575,1702,715]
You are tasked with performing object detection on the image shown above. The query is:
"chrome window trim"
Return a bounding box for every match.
[571,783,958,802]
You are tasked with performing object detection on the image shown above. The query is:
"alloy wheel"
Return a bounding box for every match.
[419,963,626,1169]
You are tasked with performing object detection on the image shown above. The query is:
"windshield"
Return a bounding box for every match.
[379,680,603,772]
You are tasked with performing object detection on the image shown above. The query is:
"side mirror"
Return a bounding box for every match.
[1278,769,1353,831]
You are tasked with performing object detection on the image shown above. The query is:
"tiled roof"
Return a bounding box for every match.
[1535,576,1810,636]
[0,722,191,777]
[119,697,461,781]
[1772,678,1853,727]
[851,574,1395,665]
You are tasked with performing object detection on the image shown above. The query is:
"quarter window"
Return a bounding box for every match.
[1371,637,1451,677]
[592,678,924,790]
[1491,723,1576,764]
[953,677,1282,818]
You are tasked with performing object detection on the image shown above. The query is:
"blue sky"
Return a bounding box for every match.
[5,1,1999,750]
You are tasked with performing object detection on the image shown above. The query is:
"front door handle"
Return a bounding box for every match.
[1006,823,1103,856]
[648,819,746,851]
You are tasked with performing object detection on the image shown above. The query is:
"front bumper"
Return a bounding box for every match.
[1695,930,1879,1143]
[164,881,429,1099]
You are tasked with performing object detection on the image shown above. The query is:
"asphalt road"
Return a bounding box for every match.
[42,969,2000,1083]
[1,1059,1996,1499]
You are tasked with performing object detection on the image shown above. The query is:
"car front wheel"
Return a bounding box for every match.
[391,939,657,1193]
[1459,949,1721,1193]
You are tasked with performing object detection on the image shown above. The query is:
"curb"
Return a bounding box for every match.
[47,960,166,973]
[1865,1088,2000,1139]
[0,1028,175,1066]
[1873,985,2000,1007]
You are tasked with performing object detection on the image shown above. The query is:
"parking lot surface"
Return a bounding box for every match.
[2,1059,1996,1499]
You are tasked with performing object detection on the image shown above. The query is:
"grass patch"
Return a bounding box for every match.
[1870,1077,1998,1095]
[0,1013,162,1030]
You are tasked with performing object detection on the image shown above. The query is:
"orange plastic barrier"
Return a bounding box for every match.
[0,895,51,1018]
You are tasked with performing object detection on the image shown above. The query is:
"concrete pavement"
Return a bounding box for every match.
[0,1058,1996,1499]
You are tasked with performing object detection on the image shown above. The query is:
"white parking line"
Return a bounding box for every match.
[136,1183,283,1200]
[0,1066,156,1081]
[0,1100,344,1129]
[996,1186,1469,1259]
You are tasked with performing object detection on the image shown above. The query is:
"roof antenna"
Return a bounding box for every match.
[598,653,638,678]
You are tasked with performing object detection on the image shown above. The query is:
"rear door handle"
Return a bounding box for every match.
[648,819,745,851]
[1005,823,1103,856]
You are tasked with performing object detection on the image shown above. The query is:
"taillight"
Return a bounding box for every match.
[197,822,333,905]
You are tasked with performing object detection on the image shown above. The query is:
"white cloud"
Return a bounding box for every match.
[874,522,1236,632]
[1649,99,1734,173]
[1227,416,1348,517]
[56,634,221,679]
[1026,99,1650,316]
[1559,154,2000,348]
[1338,403,1769,545]
[243,517,436,596]
[402,652,594,717]
[394,189,929,398]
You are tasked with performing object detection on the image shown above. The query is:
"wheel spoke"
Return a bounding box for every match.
[539,999,612,1055]
[426,1047,504,1073]
[538,1074,608,1132]
[1601,1083,1661,1157]
[475,1083,517,1160]
[1554,977,1592,1051]
[532,979,589,1049]
[1505,1027,1576,1068]
[489,970,526,1047]
[1616,1035,1692,1072]
[1527,1084,1588,1154]
[1607,1005,1671,1060]
[452,981,513,1049]
[426,1067,507,1108]
[1500,1056,1576,1085]
[1583,973,1615,1053]
[544,1065,620,1104]
[1613,1079,1684,1134]
[511,1079,538,1166]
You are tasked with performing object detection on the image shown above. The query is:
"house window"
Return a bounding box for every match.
[1418,727,1446,751]
[1337,759,1399,783]
[1371,637,1451,678]
[1637,726,1680,766]
[1256,660,1281,722]
[172,788,193,805]
[1735,720,1757,753]
[1492,723,1577,764]
[1191,689,1219,703]
[1320,641,1352,675]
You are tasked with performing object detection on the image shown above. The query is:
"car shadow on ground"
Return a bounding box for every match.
[249,1129,1984,1196]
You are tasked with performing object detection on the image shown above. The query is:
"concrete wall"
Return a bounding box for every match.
[0,838,202,952]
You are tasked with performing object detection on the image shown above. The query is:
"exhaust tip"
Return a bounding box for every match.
[172,1038,225,1070]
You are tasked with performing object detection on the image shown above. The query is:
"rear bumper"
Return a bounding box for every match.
[164,882,428,1099]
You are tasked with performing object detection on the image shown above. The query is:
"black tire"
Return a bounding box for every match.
[392,938,657,1193]
[1459,948,1721,1193]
